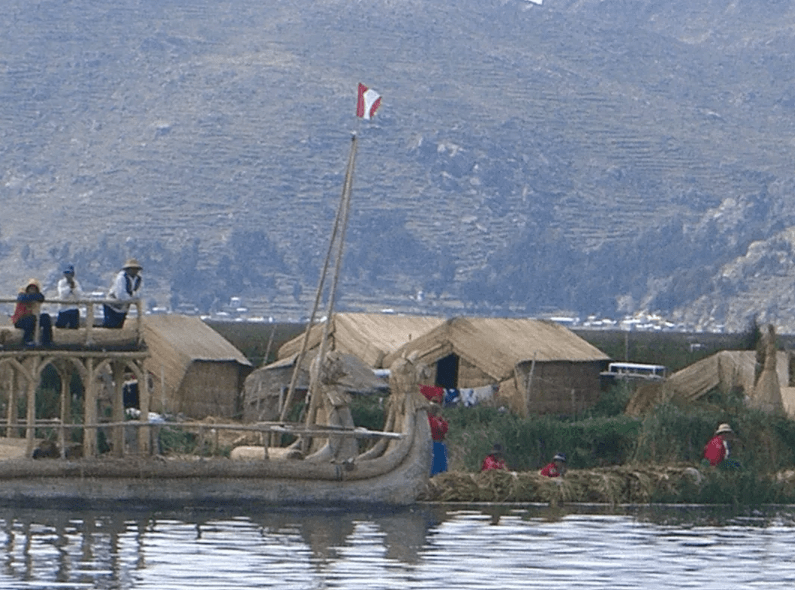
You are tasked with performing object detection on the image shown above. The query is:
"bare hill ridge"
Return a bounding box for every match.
[3,0,795,331]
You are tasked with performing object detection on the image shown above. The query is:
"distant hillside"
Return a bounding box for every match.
[4,0,795,331]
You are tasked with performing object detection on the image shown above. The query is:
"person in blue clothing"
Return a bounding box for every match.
[12,278,52,347]
[428,403,449,475]
[103,258,143,328]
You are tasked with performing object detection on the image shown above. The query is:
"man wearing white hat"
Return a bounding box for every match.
[103,258,143,329]
[703,423,734,467]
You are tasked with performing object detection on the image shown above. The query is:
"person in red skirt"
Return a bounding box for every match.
[703,423,735,468]
[481,443,507,472]
[428,404,449,475]
[540,453,567,477]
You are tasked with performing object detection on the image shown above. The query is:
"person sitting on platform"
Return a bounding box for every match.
[540,452,567,477]
[102,258,143,329]
[55,264,83,329]
[12,278,52,347]
[481,442,508,472]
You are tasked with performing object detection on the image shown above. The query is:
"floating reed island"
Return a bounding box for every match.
[420,466,795,505]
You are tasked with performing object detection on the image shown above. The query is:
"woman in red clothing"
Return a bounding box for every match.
[481,443,507,472]
[540,453,567,477]
[12,278,52,347]
[703,423,734,467]
[428,404,449,475]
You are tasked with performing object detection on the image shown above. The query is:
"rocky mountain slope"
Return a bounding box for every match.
[3,0,795,331]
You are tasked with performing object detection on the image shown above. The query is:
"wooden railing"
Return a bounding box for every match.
[8,419,403,460]
[0,298,144,346]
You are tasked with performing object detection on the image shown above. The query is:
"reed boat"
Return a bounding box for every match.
[0,402,432,508]
[0,133,433,507]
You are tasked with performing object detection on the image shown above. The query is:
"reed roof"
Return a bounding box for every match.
[144,315,251,366]
[277,312,446,368]
[663,350,789,404]
[143,315,251,398]
[384,317,610,381]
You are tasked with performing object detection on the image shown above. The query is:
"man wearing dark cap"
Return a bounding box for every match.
[55,264,83,329]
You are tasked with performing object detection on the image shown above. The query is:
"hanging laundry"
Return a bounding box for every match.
[420,385,445,404]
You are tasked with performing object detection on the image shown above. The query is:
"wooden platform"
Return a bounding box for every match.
[0,324,142,352]
[0,438,32,461]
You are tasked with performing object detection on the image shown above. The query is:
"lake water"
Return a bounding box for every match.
[1,503,795,589]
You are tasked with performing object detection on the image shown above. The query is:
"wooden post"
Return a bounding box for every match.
[84,359,98,458]
[526,353,536,416]
[34,311,42,346]
[138,363,151,456]
[86,304,95,345]
[25,357,39,457]
[59,364,70,459]
[135,300,143,345]
[6,370,18,438]
[112,362,125,457]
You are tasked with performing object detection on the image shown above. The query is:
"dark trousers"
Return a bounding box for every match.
[55,309,80,329]
[102,305,127,329]
[431,441,448,475]
[15,314,52,345]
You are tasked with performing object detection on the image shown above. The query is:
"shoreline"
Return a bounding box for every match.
[421,464,795,505]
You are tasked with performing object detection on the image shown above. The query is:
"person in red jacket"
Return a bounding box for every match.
[428,404,449,475]
[481,443,507,472]
[540,453,567,477]
[12,278,52,347]
[703,423,734,467]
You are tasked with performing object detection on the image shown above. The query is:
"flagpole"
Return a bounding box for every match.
[278,82,379,449]
[303,134,357,436]
[279,133,358,431]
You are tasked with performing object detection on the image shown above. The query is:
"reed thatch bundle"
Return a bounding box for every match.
[421,465,705,505]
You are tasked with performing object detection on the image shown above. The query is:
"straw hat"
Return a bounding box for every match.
[715,423,733,435]
[23,278,41,291]
[123,258,142,270]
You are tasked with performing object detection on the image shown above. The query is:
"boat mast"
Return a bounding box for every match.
[278,134,359,430]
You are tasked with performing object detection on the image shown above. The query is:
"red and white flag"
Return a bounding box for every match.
[357,83,382,119]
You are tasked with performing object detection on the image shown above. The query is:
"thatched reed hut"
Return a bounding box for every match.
[276,312,446,367]
[382,317,610,416]
[627,349,794,417]
[143,315,252,419]
[242,313,445,422]
[255,313,610,418]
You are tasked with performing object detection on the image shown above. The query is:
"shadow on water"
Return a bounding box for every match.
[0,503,446,586]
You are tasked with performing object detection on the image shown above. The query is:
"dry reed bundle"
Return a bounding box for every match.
[422,465,704,504]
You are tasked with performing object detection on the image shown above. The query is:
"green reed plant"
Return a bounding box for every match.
[444,405,642,472]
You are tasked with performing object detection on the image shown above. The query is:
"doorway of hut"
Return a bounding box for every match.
[435,354,459,389]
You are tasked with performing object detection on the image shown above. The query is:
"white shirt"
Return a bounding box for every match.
[108,270,142,311]
[57,276,83,310]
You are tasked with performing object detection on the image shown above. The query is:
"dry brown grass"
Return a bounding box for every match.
[421,465,703,504]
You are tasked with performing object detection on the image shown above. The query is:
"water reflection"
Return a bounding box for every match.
[0,504,794,589]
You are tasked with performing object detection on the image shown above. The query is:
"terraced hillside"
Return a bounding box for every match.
[3,0,795,330]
